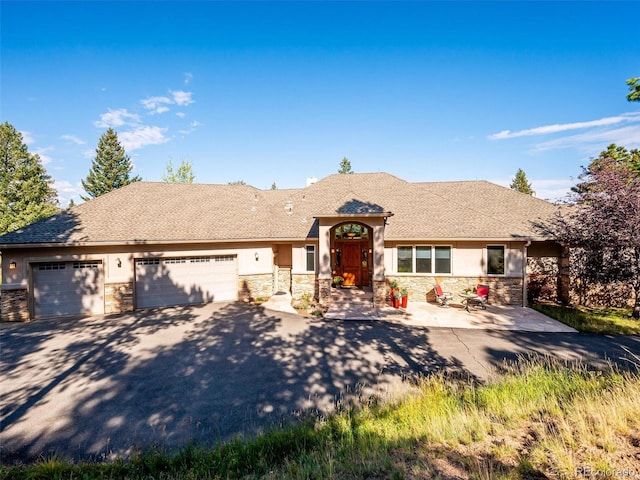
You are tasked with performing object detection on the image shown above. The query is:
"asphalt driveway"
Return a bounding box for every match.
[1,301,639,463]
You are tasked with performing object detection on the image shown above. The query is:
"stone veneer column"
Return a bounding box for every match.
[372,221,386,307]
[104,282,134,314]
[317,221,332,305]
[0,288,29,322]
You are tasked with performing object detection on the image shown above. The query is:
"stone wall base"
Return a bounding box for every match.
[0,289,29,322]
[386,276,524,306]
[277,267,292,294]
[239,274,273,301]
[293,273,319,301]
[105,282,134,314]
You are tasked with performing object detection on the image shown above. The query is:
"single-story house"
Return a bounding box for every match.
[0,172,566,321]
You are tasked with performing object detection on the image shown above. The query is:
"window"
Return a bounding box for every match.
[397,246,413,273]
[434,247,451,274]
[396,246,451,274]
[487,246,505,275]
[416,246,432,273]
[305,245,315,272]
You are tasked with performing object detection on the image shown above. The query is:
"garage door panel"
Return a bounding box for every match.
[33,262,104,318]
[135,256,237,309]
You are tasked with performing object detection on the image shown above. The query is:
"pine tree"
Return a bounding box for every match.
[162,158,195,183]
[271,182,277,190]
[81,128,140,200]
[509,168,534,195]
[0,121,59,235]
[338,157,353,174]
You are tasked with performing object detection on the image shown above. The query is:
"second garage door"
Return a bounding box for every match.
[135,255,237,309]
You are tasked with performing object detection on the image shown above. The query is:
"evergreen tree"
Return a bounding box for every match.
[81,128,140,200]
[509,168,534,195]
[162,158,195,183]
[271,182,277,190]
[627,77,640,102]
[338,157,353,174]
[0,121,59,235]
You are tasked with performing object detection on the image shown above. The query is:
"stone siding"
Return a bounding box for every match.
[239,274,273,301]
[0,289,29,322]
[277,267,292,293]
[105,282,134,314]
[386,276,524,306]
[293,273,318,301]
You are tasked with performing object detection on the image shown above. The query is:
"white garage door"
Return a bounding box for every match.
[135,255,237,309]
[33,261,105,318]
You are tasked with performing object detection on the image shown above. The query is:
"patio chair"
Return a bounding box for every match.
[434,284,453,307]
[466,284,489,311]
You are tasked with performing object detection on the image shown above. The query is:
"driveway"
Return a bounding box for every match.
[1,301,638,463]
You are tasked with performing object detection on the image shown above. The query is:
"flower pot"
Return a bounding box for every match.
[389,288,397,306]
[401,296,408,308]
[393,298,400,309]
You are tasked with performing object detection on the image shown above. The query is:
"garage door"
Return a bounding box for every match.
[33,261,105,318]
[135,255,237,309]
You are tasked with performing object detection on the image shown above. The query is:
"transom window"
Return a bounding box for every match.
[397,246,451,274]
[334,224,369,240]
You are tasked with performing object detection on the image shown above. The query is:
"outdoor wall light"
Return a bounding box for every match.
[116,258,122,268]
[255,252,259,261]
[331,248,335,254]
[9,261,17,270]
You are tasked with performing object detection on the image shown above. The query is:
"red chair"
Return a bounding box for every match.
[466,284,489,311]
[434,284,453,307]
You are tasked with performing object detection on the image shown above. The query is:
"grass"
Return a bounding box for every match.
[2,357,639,480]
[533,303,640,335]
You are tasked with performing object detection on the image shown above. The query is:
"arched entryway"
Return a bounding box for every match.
[331,222,372,287]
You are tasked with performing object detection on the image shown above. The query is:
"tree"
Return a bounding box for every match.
[228,180,246,185]
[0,121,59,235]
[627,77,640,102]
[573,144,640,194]
[271,182,277,190]
[554,145,640,319]
[67,199,75,209]
[162,158,195,183]
[509,168,535,195]
[338,157,353,174]
[81,128,140,200]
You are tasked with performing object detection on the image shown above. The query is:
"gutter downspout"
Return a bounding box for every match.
[523,240,531,307]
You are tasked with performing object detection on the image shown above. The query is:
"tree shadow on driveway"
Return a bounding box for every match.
[1,302,468,463]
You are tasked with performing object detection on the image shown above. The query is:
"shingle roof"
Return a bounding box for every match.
[0,173,561,247]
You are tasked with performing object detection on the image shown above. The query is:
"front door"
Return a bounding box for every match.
[337,241,369,287]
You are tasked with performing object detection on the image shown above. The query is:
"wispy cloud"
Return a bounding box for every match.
[184,72,193,85]
[170,90,194,106]
[94,108,141,128]
[488,112,640,140]
[119,126,169,151]
[140,90,194,114]
[532,125,640,152]
[61,134,86,145]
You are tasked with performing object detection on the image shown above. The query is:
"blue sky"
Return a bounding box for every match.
[2,1,639,207]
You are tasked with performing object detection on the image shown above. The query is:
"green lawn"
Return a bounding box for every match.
[533,303,640,335]
[2,359,639,480]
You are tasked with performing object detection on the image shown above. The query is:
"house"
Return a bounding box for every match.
[0,172,565,321]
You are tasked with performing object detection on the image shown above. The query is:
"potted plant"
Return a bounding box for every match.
[393,288,403,308]
[388,279,399,306]
[399,287,408,308]
[332,275,344,288]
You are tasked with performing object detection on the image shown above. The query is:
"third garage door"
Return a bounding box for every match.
[135,255,237,309]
